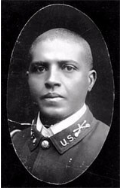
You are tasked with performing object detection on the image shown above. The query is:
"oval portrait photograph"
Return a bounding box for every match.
[4,1,118,188]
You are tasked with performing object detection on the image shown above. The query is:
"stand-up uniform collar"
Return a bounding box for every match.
[36,104,87,136]
[28,106,95,154]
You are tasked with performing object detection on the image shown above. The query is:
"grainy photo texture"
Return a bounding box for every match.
[6,3,115,186]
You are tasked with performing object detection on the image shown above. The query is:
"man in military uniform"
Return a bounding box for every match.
[9,28,109,184]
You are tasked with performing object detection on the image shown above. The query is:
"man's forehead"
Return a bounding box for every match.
[30,28,93,69]
[31,28,86,48]
[32,37,85,53]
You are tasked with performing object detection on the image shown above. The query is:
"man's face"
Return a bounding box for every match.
[28,37,93,121]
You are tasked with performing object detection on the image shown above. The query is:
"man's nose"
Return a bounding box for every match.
[45,67,61,89]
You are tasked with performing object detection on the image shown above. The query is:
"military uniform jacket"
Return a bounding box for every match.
[11,108,109,184]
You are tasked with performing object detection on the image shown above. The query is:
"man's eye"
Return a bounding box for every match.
[62,65,76,72]
[37,66,46,73]
[29,65,46,73]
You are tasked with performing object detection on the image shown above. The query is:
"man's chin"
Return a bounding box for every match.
[39,107,68,122]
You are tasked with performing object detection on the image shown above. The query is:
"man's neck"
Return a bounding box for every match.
[36,104,87,135]
[40,114,61,126]
[40,105,86,126]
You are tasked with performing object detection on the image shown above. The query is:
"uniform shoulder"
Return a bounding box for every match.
[12,127,31,149]
[93,118,110,141]
[97,119,109,132]
[8,119,31,139]
[87,108,110,138]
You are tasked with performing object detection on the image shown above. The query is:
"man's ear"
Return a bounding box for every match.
[88,70,97,91]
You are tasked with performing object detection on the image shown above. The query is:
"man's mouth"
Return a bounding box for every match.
[41,93,64,100]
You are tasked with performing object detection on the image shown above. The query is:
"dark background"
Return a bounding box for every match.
[2,0,119,187]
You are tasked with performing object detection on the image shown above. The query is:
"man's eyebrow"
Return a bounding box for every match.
[30,60,79,65]
[58,60,79,65]
[30,61,48,65]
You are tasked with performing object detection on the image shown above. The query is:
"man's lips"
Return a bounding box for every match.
[41,93,64,99]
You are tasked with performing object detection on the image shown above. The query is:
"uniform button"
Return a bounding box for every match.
[41,140,50,149]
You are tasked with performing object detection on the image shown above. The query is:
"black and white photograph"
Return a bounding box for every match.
[2,1,119,187]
